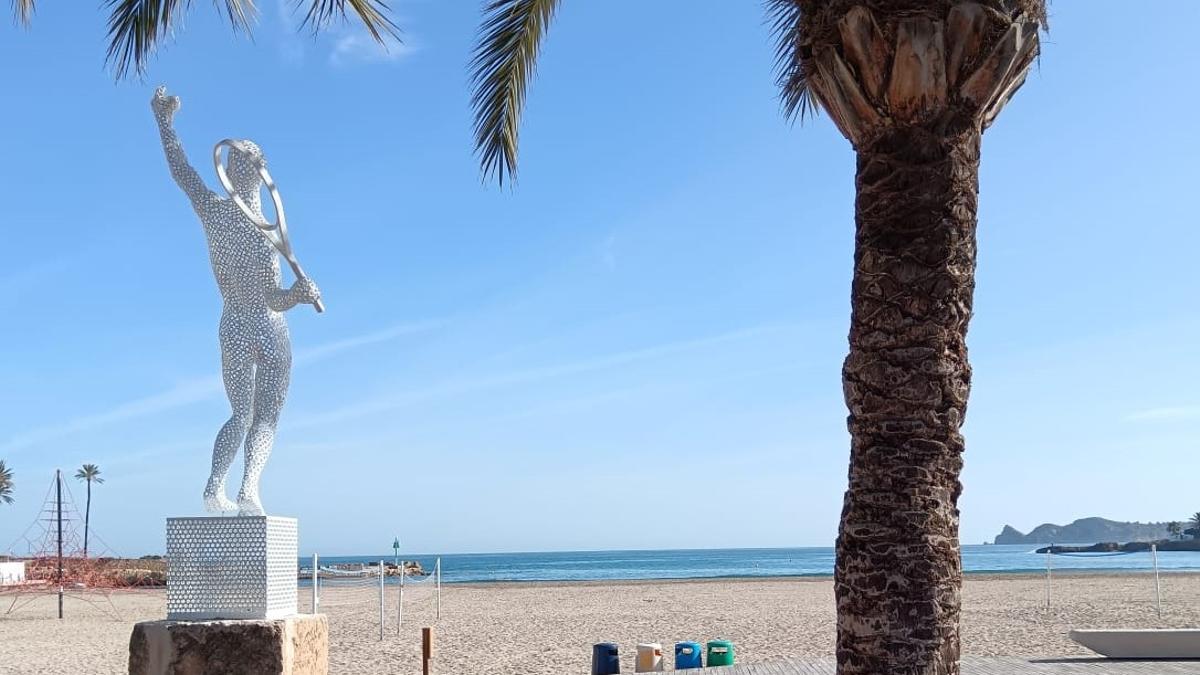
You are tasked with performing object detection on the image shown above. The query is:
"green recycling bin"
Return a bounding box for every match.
[706,640,734,667]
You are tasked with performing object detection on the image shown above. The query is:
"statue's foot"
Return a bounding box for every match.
[203,489,237,514]
[237,490,265,517]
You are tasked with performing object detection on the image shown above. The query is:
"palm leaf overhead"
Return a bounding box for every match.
[301,0,399,44]
[764,0,817,122]
[12,0,35,25]
[105,0,249,78]
[105,0,398,79]
[469,0,561,186]
[468,0,818,183]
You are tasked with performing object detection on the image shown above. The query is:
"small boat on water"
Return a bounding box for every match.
[1070,629,1200,659]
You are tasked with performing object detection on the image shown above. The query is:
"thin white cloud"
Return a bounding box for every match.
[293,324,784,429]
[474,361,809,428]
[274,0,307,65]
[599,234,617,270]
[1126,405,1200,422]
[0,320,439,454]
[330,32,415,66]
[0,378,223,454]
[272,0,414,67]
[0,258,73,307]
[295,319,442,363]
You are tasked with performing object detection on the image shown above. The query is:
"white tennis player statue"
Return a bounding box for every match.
[152,86,322,517]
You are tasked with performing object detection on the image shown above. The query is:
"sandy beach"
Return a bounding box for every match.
[1,572,1197,674]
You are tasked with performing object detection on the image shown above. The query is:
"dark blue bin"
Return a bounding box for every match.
[592,642,620,674]
[674,642,703,670]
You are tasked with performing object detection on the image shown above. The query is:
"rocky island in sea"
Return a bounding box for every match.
[994,517,1172,545]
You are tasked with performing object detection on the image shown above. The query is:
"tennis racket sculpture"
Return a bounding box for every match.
[213,139,324,313]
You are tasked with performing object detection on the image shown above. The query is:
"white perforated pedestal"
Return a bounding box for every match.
[166,516,297,621]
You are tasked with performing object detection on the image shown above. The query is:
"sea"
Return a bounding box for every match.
[312,545,1200,584]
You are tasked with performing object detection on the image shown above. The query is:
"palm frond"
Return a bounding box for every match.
[765,0,817,123]
[13,0,35,26]
[300,0,400,44]
[75,464,104,483]
[0,460,13,505]
[469,0,561,186]
[217,0,257,34]
[105,0,258,79]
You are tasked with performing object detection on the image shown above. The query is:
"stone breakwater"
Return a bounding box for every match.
[1037,540,1200,554]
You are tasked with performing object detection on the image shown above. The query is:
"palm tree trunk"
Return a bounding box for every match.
[836,116,979,675]
[84,481,91,558]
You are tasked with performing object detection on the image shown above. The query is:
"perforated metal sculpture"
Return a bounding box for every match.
[152,86,322,516]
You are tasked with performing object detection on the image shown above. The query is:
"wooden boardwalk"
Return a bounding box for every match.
[699,656,1200,674]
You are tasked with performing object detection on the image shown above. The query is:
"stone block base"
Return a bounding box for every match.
[129,614,327,675]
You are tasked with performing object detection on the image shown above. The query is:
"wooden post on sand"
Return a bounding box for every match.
[422,626,435,675]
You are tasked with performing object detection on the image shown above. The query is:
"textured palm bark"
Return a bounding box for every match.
[836,115,979,675]
[780,3,1042,672]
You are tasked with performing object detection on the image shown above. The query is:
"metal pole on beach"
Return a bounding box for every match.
[436,558,441,621]
[312,554,319,614]
[56,469,64,620]
[1152,544,1162,617]
[379,560,385,641]
[398,561,404,633]
[1045,544,1052,609]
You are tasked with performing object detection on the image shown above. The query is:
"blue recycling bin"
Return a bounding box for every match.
[592,642,621,674]
[674,642,703,670]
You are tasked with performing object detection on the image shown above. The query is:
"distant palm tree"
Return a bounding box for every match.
[1192,513,1200,540]
[0,460,13,505]
[1167,521,1182,540]
[75,464,105,558]
[10,0,398,78]
[469,2,1045,673]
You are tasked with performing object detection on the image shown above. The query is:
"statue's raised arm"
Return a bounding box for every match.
[152,86,216,207]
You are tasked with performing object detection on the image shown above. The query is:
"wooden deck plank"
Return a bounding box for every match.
[766,660,787,672]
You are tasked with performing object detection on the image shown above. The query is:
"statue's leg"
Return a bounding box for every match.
[205,355,255,513]
[237,348,291,516]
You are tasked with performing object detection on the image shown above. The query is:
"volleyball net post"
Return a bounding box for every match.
[1152,544,1162,617]
[398,560,405,632]
[392,558,443,631]
[311,554,319,614]
[1044,545,1053,609]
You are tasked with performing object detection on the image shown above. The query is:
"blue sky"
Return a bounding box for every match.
[1,1,1197,557]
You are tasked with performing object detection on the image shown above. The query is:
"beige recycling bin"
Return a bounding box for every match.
[636,642,664,672]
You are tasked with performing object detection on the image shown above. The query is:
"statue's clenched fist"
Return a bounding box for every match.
[151,85,181,120]
[291,277,322,307]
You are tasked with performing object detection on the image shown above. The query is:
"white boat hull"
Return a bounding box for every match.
[1070,629,1200,659]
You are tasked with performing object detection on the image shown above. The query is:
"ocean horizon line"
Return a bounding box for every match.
[301,545,1200,585]
[304,544,839,558]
